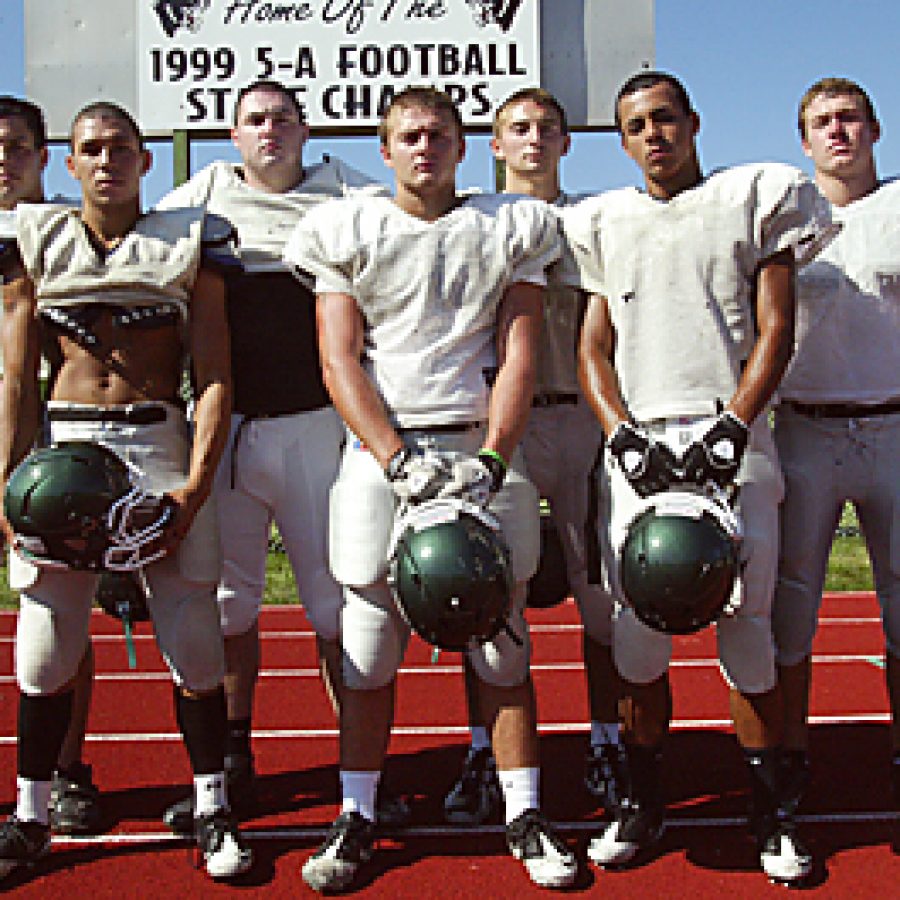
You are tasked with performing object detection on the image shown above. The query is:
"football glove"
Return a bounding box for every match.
[386,447,452,505]
[609,421,681,498]
[681,412,749,488]
[442,450,507,507]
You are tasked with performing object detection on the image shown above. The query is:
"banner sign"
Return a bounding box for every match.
[137,1,540,129]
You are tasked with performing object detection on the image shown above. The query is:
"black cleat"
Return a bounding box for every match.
[50,762,102,835]
[443,747,502,826]
[584,743,626,808]
[0,817,51,882]
[302,811,375,893]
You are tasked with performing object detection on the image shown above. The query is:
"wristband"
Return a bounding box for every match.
[385,446,411,481]
[477,448,508,471]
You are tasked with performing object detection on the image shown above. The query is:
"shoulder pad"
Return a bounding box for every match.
[201,212,241,272]
[202,212,237,247]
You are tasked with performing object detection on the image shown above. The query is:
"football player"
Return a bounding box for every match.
[284,86,577,892]
[0,101,251,880]
[773,77,900,810]
[443,88,620,827]
[566,71,832,884]
[0,95,101,836]
[154,79,399,833]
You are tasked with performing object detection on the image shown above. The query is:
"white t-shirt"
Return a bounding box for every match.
[284,192,561,427]
[561,163,832,422]
[779,177,900,404]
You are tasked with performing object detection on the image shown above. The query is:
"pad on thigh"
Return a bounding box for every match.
[144,555,225,692]
[16,570,96,695]
[612,605,672,685]
[329,446,396,587]
[716,612,776,694]
[341,581,409,690]
[489,458,540,582]
[468,584,531,687]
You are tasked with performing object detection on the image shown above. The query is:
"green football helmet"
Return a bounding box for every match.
[391,499,514,651]
[619,489,741,634]
[526,500,570,609]
[4,441,172,572]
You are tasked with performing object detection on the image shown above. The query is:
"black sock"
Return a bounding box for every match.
[226,717,252,760]
[622,743,663,807]
[743,746,782,835]
[18,691,74,781]
[174,686,227,776]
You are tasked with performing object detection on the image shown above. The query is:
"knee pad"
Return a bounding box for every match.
[300,568,343,643]
[468,585,531,687]
[716,613,776,694]
[147,564,225,692]
[16,570,94,695]
[217,577,263,638]
[612,605,672,685]
[341,582,409,690]
[771,576,821,666]
[574,581,614,646]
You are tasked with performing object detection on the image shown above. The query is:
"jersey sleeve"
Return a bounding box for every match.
[282,196,363,297]
[505,199,562,286]
[557,197,605,295]
[756,165,837,268]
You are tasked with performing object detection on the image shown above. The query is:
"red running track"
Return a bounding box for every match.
[0,593,895,897]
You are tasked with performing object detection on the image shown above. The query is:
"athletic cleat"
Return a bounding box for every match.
[50,762,102,835]
[194,809,253,879]
[0,817,51,881]
[758,821,812,885]
[443,747,502,825]
[375,788,411,829]
[505,808,577,889]
[302,811,375,893]
[164,753,256,836]
[587,798,665,867]
[584,743,625,807]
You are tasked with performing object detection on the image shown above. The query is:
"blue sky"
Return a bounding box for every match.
[2,1,898,205]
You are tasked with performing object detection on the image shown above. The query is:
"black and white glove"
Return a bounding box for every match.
[681,412,749,488]
[442,449,507,507]
[386,447,452,505]
[608,422,680,498]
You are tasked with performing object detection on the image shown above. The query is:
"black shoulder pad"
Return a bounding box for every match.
[202,212,237,247]
[201,213,241,272]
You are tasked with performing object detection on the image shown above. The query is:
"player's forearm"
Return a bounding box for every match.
[729,252,795,424]
[183,379,231,505]
[482,354,536,463]
[322,357,402,469]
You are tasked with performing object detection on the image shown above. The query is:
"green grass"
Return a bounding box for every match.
[0,505,875,609]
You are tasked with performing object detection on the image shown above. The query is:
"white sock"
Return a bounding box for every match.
[194,771,227,818]
[498,766,539,825]
[15,777,51,826]
[591,721,620,748]
[469,726,491,752]
[340,770,380,823]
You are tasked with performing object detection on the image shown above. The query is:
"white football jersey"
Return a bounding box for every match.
[16,203,204,319]
[284,193,561,427]
[537,191,589,395]
[779,177,900,403]
[562,163,832,422]
[157,158,386,274]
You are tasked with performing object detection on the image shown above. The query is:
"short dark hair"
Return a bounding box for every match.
[234,80,306,125]
[614,70,694,132]
[493,87,568,136]
[0,96,47,149]
[378,86,463,145]
[70,102,143,149]
[797,77,877,139]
